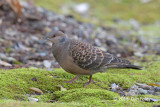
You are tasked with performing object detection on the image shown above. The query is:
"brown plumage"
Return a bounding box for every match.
[45,30,141,85]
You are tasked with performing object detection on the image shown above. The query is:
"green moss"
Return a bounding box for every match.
[53,88,119,106]
[0,60,160,106]
[0,100,54,107]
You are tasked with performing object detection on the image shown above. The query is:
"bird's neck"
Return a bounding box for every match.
[59,37,67,43]
[52,38,69,62]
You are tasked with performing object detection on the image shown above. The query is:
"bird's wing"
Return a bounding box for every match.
[100,51,131,68]
[69,40,102,70]
[69,40,125,70]
[69,40,141,70]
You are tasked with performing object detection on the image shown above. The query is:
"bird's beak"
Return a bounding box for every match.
[43,33,50,40]
[39,34,50,44]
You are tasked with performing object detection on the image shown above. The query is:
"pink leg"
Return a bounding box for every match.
[62,75,80,83]
[83,75,94,87]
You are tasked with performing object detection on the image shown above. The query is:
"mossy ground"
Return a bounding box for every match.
[0,59,160,107]
[1,1,160,106]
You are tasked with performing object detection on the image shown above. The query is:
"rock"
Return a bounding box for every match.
[35,52,47,57]
[43,60,51,68]
[111,83,117,89]
[144,98,158,102]
[30,36,39,42]
[125,90,137,96]
[138,88,148,95]
[147,90,154,94]
[110,83,120,92]
[0,53,16,62]
[110,88,117,92]
[0,60,12,67]
[155,87,160,92]
[125,85,140,96]
[28,97,39,102]
[130,85,139,90]
[135,82,152,90]
[154,92,160,95]
[72,3,89,14]
[17,42,31,51]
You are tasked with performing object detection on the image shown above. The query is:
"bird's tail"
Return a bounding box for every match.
[106,58,142,70]
[116,64,142,70]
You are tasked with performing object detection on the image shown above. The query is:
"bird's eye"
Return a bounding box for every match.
[52,35,56,38]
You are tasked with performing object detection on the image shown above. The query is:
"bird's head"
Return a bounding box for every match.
[44,30,67,45]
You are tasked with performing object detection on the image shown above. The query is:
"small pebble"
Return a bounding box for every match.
[129,85,138,90]
[154,92,160,95]
[110,88,117,92]
[155,82,160,85]
[28,97,39,102]
[28,87,43,95]
[144,98,158,102]
[138,88,148,95]
[126,90,137,96]
[155,87,160,92]
[111,83,117,89]
[43,60,51,68]
[147,90,154,94]
[73,3,89,14]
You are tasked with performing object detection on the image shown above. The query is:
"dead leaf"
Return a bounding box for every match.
[28,87,43,95]
[147,83,160,87]
[56,85,67,91]
[6,0,22,17]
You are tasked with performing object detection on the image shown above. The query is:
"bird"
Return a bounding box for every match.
[44,30,142,86]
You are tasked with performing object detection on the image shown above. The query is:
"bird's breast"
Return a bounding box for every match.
[59,55,92,75]
[52,42,93,75]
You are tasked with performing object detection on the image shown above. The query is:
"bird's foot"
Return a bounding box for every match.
[83,75,96,87]
[62,75,80,83]
[83,81,91,87]
[91,80,96,84]
[83,80,96,87]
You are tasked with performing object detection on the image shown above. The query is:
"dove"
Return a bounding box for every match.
[45,30,141,85]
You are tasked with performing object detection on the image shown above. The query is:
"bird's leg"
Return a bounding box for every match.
[83,75,95,87]
[62,75,80,83]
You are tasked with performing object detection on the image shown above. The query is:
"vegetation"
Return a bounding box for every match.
[0,60,160,106]
[1,0,160,106]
